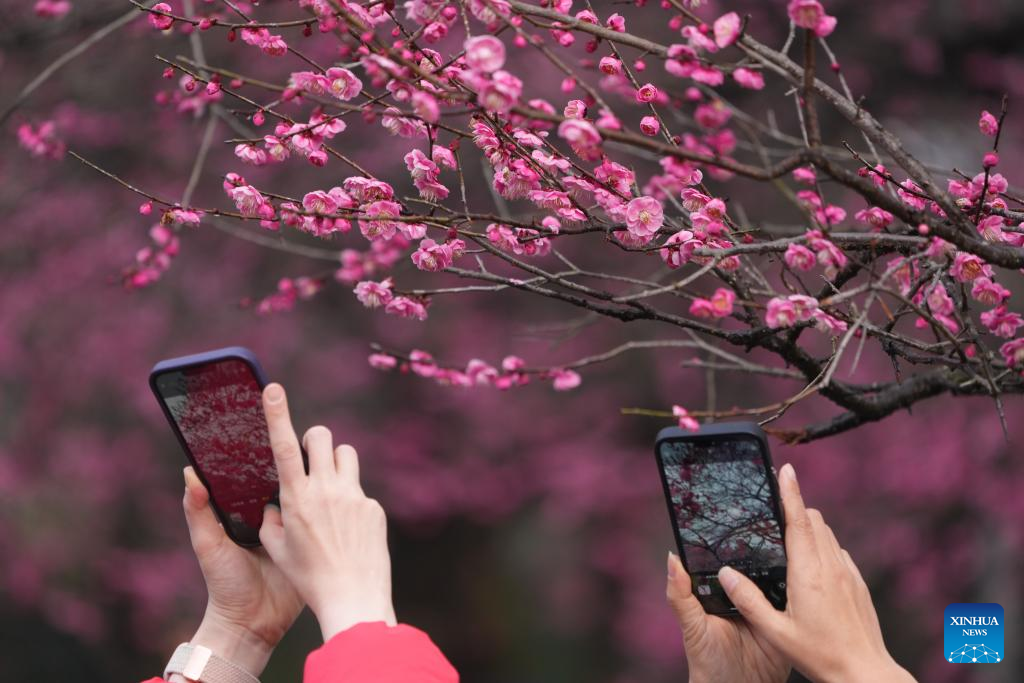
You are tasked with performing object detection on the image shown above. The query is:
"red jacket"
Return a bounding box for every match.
[144,622,458,683]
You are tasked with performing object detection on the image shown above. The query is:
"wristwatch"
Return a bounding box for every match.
[164,643,260,683]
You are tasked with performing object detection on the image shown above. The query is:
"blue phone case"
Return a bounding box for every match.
[149,346,271,547]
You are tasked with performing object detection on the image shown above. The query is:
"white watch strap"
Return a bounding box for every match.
[164,643,260,683]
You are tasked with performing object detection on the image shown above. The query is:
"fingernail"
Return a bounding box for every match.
[667,551,677,579]
[718,566,740,591]
[780,463,796,484]
[265,384,284,404]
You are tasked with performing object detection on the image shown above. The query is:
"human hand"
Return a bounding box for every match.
[258,383,397,642]
[717,464,916,683]
[667,552,790,683]
[180,466,304,676]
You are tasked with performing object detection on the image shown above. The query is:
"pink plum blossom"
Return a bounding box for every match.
[368,353,397,369]
[557,118,602,160]
[981,307,1023,338]
[950,253,992,282]
[784,243,817,271]
[635,83,658,103]
[624,196,664,238]
[551,368,582,391]
[787,0,837,37]
[229,185,269,217]
[359,200,402,241]
[971,278,1010,306]
[1000,338,1024,370]
[325,67,362,100]
[733,68,765,90]
[672,406,700,432]
[689,288,735,319]
[599,56,622,75]
[149,3,174,30]
[385,296,428,321]
[979,110,999,137]
[411,239,454,272]
[639,116,660,136]
[34,0,71,19]
[354,279,394,308]
[713,12,741,48]
[792,167,817,184]
[465,35,506,73]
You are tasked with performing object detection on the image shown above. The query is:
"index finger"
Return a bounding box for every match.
[778,463,818,564]
[263,383,305,489]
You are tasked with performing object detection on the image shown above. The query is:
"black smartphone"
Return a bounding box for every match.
[150,346,279,547]
[655,422,787,615]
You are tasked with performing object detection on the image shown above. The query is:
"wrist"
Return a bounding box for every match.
[313,595,397,642]
[835,656,915,683]
[184,610,274,678]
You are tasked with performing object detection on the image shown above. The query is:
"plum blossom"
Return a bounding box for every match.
[812,309,848,336]
[784,243,816,271]
[713,12,741,48]
[635,83,658,103]
[979,110,999,137]
[766,295,819,328]
[381,107,428,138]
[787,0,837,37]
[733,68,765,90]
[385,296,428,321]
[169,208,203,227]
[149,3,174,30]
[359,200,402,241]
[971,278,1010,306]
[411,239,455,271]
[17,120,64,160]
[689,288,736,319]
[325,67,362,100]
[368,353,397,370]
[551,368,582,391]
[557,118,602,160]
[229,185,271,218]
[916,282,960,334]
[673,406,700,432]
[855,207,894,231]
[624,196,664,238]
[354,279,394,308]
[302,190,338,216]
[640,116,660,136]
[980,307,1023,338]
[599,57,622,75]
[240,27,287,56]
[477,70,522,114]
[660,229,698,269]
[34,0,71,19]
[1000,338,1024,371]
[465,36,506,72]
[949,253,992,282]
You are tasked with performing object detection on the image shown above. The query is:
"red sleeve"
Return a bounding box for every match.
[304,621,458,683]
[140,678,166,682]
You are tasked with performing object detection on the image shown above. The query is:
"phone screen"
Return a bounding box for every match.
[154,358,277,545]
[658,435,786,611]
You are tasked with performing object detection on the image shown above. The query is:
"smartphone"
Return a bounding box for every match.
[655,422,787,615]
[150,346,280,547]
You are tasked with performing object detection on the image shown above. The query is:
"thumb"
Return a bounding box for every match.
[666,552,710,646]
[183,466,227,554]
[259,503,286,560]
[718,566,787,636]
